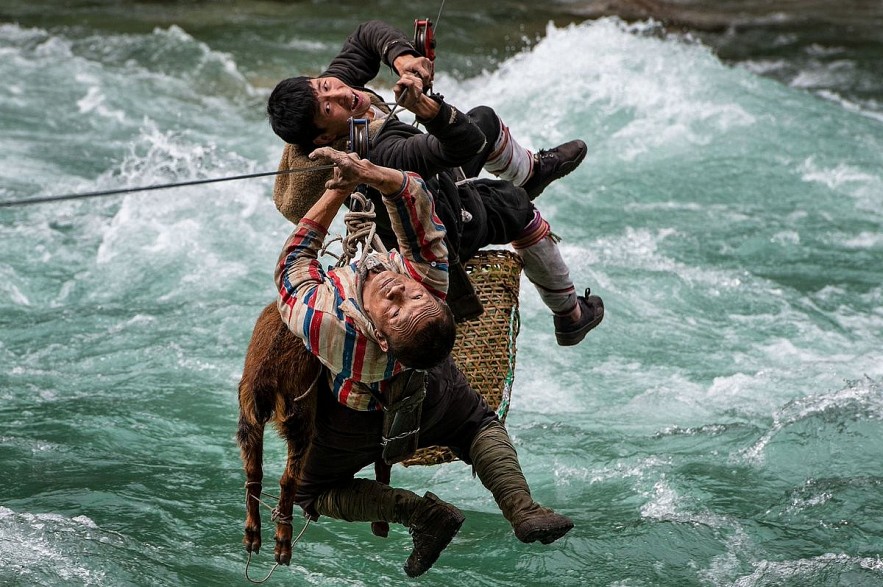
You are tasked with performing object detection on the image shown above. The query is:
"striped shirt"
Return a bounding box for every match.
[275,172,449,411]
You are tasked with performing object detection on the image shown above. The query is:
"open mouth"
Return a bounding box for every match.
[351,92,359,112]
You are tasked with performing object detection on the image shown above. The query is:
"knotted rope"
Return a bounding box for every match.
[243,481,313,584]
[319,191,388,267]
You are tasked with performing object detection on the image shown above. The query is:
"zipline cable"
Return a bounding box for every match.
[3,6,450,212]
[0,164,336,209]
[434,0,447,35]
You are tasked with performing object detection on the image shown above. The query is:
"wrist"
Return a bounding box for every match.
[375,169,408,196]
[329,187,351,204]
[413,94,441,122]
[392,51,418,74]
[389,45,418,70]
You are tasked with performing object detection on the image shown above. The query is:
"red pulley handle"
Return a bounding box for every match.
[413,19,436,61]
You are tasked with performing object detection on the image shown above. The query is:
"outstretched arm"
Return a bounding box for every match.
[323,20,428,89]
[320,21,485,179]
[274,149,410,351]
[274,148,447,342]
[301,147,408,231]
[373,66,487,178]
[307,147,448,292]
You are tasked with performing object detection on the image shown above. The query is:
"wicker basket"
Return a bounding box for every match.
[401,249,523,467]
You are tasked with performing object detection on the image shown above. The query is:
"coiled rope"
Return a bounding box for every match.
[319,191,388,267]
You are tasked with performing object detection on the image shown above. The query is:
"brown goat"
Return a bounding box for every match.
[236,301,321,565]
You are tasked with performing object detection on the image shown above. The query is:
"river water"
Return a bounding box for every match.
[1,1,882,586]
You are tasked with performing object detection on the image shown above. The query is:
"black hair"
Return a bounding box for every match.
[267,76,322,152]
[385,301,457,371]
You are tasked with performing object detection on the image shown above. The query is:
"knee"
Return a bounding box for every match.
[467,106,501,144]
[294,492,319,520]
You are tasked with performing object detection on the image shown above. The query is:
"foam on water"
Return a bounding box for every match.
[0,507,114,586]
[738,376,883,465]
[448,19,758,163]
[2,14,882,587]
[730,554,883,587]
[463,22,883,440]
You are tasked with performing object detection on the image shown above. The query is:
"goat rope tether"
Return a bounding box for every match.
[243,481,312,584]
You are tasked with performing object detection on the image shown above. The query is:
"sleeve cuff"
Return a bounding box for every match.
[419,97,452,127]
[382,171,410,200]
[299,217,330,237]
[383,40,420,70]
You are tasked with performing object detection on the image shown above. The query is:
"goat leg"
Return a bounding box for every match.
[273,394,316,565]
[237,413,265,554]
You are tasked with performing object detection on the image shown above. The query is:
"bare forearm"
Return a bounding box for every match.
[301,152,407,231]
[410,95,441,121]
[301,188,350,231]
[363,165,408,195]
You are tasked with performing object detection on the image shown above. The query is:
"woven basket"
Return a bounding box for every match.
[401,249,523,467]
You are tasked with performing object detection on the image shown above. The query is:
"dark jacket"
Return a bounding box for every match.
[319,20,491,257]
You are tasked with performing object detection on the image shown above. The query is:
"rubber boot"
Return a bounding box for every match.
[468,421,574,544]
[314,478,464,577]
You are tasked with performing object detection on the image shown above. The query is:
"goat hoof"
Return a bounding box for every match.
[274,540,292,565]
[243,528,262,554]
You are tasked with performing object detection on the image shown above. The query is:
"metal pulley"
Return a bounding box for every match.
[348,118,370,158]
[413,18,436,61]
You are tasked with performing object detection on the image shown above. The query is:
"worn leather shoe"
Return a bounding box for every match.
[514,509,575,545]
[554,288,604,346]
[499,490,574,544]
[521,139,588,200]
[404,492,465,577]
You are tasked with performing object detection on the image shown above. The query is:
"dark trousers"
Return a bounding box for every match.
[451,105,535,260]
[461,105,503,178]
[367,104,535,260]
[294,355,498,516]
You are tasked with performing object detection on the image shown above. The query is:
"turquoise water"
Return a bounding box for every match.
[2,3,882,586]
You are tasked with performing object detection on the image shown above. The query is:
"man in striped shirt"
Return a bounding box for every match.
[275,147,574,577]
[275,149,455,411]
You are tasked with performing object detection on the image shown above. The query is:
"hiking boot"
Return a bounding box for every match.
[521,139,588,200]
[554,288,604,346]
[469,422,574,546]
[500,491,575,544]
[404,492,465,577]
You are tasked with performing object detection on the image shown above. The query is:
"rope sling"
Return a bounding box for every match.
[319,191,389,267]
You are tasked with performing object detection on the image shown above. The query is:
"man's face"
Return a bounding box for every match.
[310,77,373,145]
[362,270,444,352]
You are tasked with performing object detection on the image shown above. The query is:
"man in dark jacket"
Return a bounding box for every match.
[267,19,603,346]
